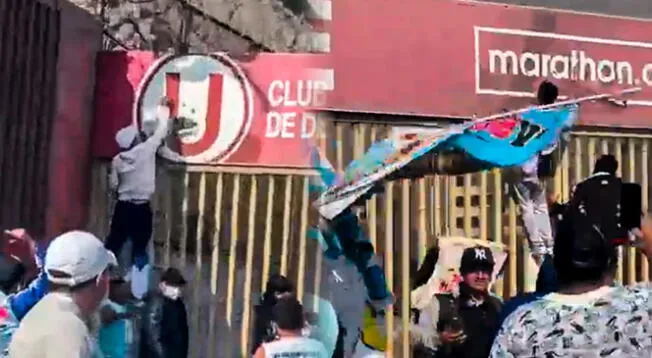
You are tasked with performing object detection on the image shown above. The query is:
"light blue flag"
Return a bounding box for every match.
[316,105,578,219]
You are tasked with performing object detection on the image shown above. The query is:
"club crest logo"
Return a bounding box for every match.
[134,53,254,163]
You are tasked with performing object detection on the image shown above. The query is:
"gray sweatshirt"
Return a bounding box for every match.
[109,118,170,203]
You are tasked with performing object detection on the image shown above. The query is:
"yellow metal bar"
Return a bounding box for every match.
[480,172,488,241]
[463,174,472,236]
[241,175,258,356]
[313,236,323,305]
[588,138,597,177]
[193,172,206,346]
[401,180,411,358]
[418,178,428,261]
[554,149,563,198]
[447,177,456,236]
[561,144,570,201]
[508,196,518,297]
[434,176,441,237]
[367,126,379,248]
[492,168,504,296]
[354,124,365,162]
[642,141,650,282]
[210,173,224,295]
[262,175,275,291]
[207,173,223,358]
[627,139,636,284]
[336,124,344,172]
[614,141,624,284]
[601,138,609,155]
[384,181,394,357]
[226,173,240,327]
[281,176,293,276]
[573,136,582,188]
[297,177,310,300]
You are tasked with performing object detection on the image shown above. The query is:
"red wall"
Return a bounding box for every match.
[44,1,102,239]
[328,0,652,128]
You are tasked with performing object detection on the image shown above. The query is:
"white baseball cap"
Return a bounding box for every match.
[115,125,138,149]
[44,231,117,287]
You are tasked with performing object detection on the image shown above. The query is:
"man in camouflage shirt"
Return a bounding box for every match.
[491,215,652,357]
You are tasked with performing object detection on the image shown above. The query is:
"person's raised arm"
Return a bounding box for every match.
[3,230,49,320]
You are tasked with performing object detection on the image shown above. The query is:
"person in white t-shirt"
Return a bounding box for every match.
[8,231,118,358]
[253,296,329,358]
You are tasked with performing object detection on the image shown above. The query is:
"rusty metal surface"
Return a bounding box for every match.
[0,0,60,236]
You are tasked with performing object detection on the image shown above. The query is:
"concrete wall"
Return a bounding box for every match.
[477,0,652,19]
[45,1,102,239]
[69,0,316,53]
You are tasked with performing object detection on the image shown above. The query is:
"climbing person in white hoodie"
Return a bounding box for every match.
[106,98,174,296]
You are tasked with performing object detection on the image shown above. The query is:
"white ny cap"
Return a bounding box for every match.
[45,231,117,287]
[115,125,138,149]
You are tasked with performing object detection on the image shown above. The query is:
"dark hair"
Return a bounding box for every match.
[594,155,618,175]
[262,275,294,304]
[161,267,186,286]
[537,80,559,105]
[0,254,25,293]
[553,215,616,287]
[412,246,439,289]
[272,296,304,331]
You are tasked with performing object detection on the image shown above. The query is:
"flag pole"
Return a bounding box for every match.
[475,87,642,123]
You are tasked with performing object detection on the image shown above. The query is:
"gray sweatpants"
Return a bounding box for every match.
[511,180,553,256]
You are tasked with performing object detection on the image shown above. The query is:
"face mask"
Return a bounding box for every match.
[160,283,182,300]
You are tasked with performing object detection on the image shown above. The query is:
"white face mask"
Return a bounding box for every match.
[160,283,182,300]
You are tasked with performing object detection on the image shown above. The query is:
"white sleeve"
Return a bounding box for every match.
[140,105,172,155]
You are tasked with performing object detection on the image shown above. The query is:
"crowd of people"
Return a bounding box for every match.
[407,150,652,358]
[2,85,652,358]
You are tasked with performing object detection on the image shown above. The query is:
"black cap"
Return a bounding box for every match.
[460,246,495,275]
[160,267,187,286]
[554,214,616,274]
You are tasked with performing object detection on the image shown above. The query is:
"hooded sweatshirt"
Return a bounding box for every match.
[109,117,170,203]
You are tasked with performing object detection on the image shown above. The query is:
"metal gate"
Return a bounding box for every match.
[88,119,652,357]
[0,0,60,236]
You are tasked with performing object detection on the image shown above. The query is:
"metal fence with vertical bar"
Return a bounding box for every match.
[87,117,652,357]
[0,0,60,236]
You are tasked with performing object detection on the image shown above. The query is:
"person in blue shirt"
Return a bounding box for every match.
[0,229,50,356]
[1,229,49,321]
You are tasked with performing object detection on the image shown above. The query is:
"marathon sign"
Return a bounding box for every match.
[93,52,333,168]
[328,0,652,127]
[475,27,652,106]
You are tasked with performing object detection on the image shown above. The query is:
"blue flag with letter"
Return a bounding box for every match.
[315,104,578,219]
